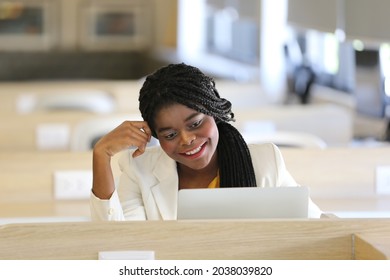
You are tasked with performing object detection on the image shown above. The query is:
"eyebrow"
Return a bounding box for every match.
[157,112,202,133]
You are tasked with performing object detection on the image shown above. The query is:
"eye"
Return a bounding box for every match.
[189,119,203,129]
[163,131,177,140]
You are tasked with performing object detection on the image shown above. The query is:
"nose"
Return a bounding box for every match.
[180,131,196,145]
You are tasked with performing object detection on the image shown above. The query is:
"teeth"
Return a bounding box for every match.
[185,145,202,155]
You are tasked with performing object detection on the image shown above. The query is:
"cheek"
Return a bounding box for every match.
[159,140,175,155]
[204,121,219,142]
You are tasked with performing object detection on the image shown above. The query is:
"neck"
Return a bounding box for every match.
[177,153,218,189]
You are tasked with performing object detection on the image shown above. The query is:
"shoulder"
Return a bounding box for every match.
[247,143,295,186]
[248,142,281,157]
[248,142,286,170]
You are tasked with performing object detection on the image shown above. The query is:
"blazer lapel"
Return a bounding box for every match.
[150,152,178,220]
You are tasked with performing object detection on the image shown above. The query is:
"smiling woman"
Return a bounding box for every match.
[90,63,323,221]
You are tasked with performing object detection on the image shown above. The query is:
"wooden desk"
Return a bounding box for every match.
[0,151,92,219]
[0,151,121,219]
[281,147,390,216]
[354,233,390,260]
[281,147,390,197]
[1,151,92,201]
[0,219,389,260]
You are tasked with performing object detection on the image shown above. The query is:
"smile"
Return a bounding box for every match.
[185,144,204,155]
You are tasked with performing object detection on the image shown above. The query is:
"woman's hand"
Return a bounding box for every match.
[94,120,152,158]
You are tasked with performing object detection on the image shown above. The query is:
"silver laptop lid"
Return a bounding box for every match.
[177,186,309,219]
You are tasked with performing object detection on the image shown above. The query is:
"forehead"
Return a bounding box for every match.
[154,103,200,128]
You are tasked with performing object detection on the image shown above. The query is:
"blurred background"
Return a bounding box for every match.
[1,0,389,141]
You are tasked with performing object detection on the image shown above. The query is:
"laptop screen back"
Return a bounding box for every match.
[177,187,309,219]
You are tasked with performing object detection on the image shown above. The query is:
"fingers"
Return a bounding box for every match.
[132,148,145,158]
[123,121,153,158]
[128,122,150,143]
[129,121,152,142]
[94,120,153,158]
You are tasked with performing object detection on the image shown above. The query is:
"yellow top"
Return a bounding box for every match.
[207,171,220,188]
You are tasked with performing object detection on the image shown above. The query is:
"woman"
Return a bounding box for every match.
[90,63,322,220]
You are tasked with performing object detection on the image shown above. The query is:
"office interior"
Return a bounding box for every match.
[0,0,390,260]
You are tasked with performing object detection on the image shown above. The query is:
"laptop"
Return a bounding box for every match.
[177,186,309,219]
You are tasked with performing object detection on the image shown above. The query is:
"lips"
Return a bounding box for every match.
[185,145,202,155]
[180,143,205,157]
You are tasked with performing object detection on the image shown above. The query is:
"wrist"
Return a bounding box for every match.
[93,142,114,159]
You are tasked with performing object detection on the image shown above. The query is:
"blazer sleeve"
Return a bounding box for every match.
[90,150,147,221]
[90,189,125,221]
[116,155,147,220]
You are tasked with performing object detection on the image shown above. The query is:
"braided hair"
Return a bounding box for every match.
[139,63,257,187]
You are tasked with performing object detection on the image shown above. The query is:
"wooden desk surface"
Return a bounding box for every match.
[0,219,389,260]
[280,147,390,198]
[0,151,91,219]
[354,233,390,260]
[0,151,93,202]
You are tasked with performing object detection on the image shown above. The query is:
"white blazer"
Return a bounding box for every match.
[90,143,323,220]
